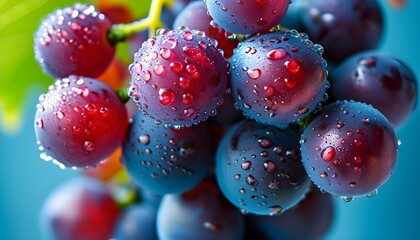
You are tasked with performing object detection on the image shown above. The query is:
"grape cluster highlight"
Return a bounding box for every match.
[33,0,417,239]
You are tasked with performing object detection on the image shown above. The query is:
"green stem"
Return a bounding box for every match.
[108,0,172,44]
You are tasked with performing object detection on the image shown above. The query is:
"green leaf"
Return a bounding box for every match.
[0,0,90,134]
[0,0,153,135]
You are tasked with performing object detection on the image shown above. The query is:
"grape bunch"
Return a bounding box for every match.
[33,0,417,239]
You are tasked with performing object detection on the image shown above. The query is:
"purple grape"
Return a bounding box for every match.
[173,1,239,58]
[299,0,383,64]
[205,0,290,35]
[113,203,158,240]
[40,177,121,240]
[216,120,311,215]
[157,181,245,240]
[330,51,418,128]
[249,187,335,240]
[34,76,128,169]
[34,3,115,78]
[122,112,213,195]
[230,30,328,127]
[300,101,398,198]
[128,27,228,127]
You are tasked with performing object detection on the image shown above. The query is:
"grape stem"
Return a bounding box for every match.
[108,0,172,44]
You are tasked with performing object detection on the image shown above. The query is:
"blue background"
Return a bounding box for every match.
[1,1,420,239]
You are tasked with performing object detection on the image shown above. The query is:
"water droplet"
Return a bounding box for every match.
[139,134,150,145]
[268,205,283,215]
[56,111,65,119]
[349,182,356,187]
[366,189,378,198]
[247,69,261,80]
[241,161,252,170]
[36,119,44,128]
[354,156,362,163]
[183,108,195,118]
[263,85,275,96]
[183,45,204,60]
[83,141,95,151]
[182,30,193,40]
[99,107,108,116]
[153,65,165,76]
[263,160,276,173]
[170,62,183,73]
[268,180,279,190]
[284,59,300,74]
[246,175,258,186]
[258,138,273,148]
[337,121,345,129]
[182,93,193,105]
[342,196,353,202]
[267,48,287,60]
[320,172,328,178]
[354,139,362,146]
[321,146,336,162]
[84,104,97,114]
[240,188,246,194]
[142,70,152,81]
[159,89,176,105]
[273,146,283,155]
[363,118,371,124]
[235,174,241,180]
[284,77,296,88]
[160,48,176,60]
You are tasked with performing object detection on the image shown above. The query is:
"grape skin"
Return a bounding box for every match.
[34,76,128,168]
[34,3,115,78]
[300,101,398,197]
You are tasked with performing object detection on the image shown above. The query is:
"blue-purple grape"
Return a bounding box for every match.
[299,0,383,64]
[113,203,158,240]
[128,27,228,127]
[34,3,115,78]
[122,112,213,194]
[330,51,418,128]
[205,0,290,35]
[216,120,311,215]
[34,75,128,169]
[230,30,328,127]
[157,181,245,240]
[173,1,239,58]
[40,177,121,240]
[300,101,398,198]
[249,186,335,240]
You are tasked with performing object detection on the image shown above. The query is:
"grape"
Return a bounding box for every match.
[173,1,239,58]
[157,181,245,240]
[40,177,120,240]
[300,101,398,198]
[34,75,128,168]
[299,0,383,64]
[34,3,115,78]
[249,187,335,240]
[205,0,290,35]
[122,112,213,194]
[128,27,228,127]
[330,51,418,128]
[113,203,158,240]
[230,30,328,127]
[216,120,311,215]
